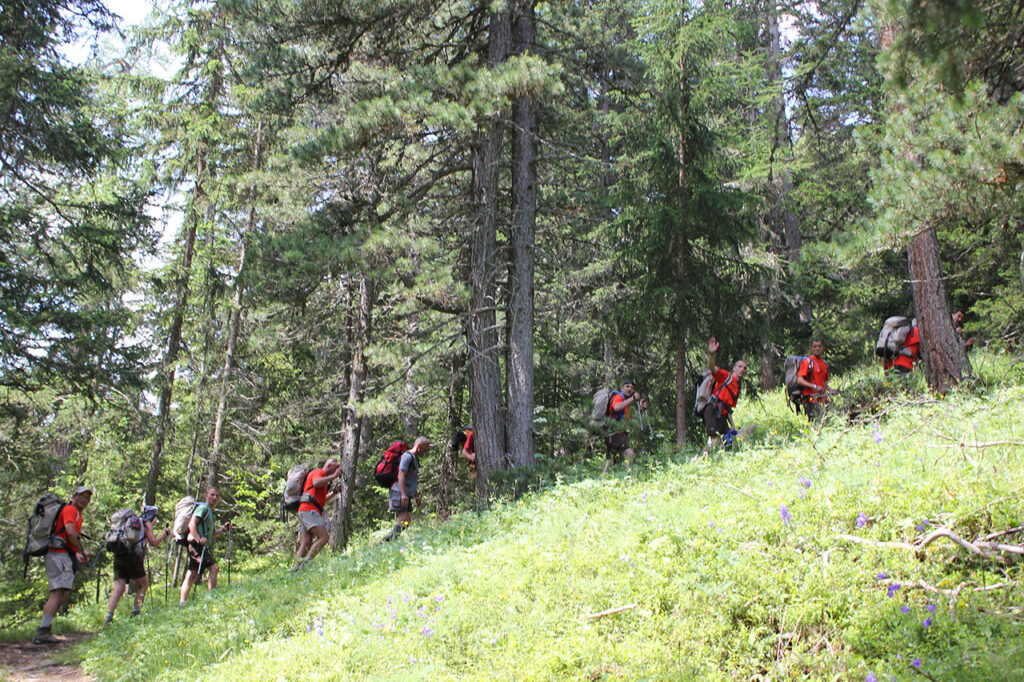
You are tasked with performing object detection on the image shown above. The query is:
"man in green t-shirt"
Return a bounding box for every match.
[179,488,231,604]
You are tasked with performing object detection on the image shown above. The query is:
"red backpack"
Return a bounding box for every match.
[373,441,410,488]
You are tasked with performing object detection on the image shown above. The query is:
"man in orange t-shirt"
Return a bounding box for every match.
[796,339,831,420]
[291,458,340,571]
[34,486,91,644]
[604,380,648,472]
[884,324,919,373]
[702,337,748,453]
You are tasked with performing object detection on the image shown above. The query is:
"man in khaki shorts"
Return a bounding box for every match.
[34,486,92,644]
[290,458,340,571]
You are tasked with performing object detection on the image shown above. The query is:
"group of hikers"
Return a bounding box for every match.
[27,314,943,645]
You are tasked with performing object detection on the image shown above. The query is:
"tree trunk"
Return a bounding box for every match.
[207,122,262,491]
[468,6,511,501]
[438,346,467,518]
[907,228,971,391]
[506,0,536,470]
[674,32,690,446]
[331,275,373,550]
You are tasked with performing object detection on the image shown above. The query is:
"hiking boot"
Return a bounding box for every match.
[103,614,113,626]
[33,627,58,644]
[130,607,140,618]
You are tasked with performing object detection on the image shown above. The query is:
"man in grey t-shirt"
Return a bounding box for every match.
[382,437,430,542]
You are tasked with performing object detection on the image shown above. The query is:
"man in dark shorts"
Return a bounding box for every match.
[604,380,648,472]
[179,488,231,604]
[382,437,430,542]
[105,505,170,624]
[701,337,747,453]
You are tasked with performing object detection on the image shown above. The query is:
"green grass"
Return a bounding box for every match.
[65,357,1024,680]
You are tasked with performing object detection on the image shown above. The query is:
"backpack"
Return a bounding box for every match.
[783,355,815,408]
[693,370,715,418]
[373,441,410,488]
[23,493,67,560]
[105,509,145,556]
[590,388,623,431]
[282,465,319,514]
[172,496,198,545]
[875,316,913,358]
[450,427,472,452]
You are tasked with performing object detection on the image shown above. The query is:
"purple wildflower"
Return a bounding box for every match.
[926,604,935,613]
[417,607,426,618]
[887,582,902,598]
[901,605,910,614]
[780,505,792,525]
[912,658,922,668]
[873,430,883,444]
[877,572,888,580]
[797,489,806,499]
[641,493,647,504]
[421,626,434,638]
[856,512,867,528]
[922,617,932,628]
[916,523,926,532]
[707,521,715,528]
[798,477,812,488]
[434,594,445,602]
[866,674,878,682]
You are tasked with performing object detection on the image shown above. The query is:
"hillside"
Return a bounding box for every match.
[45,369,1024,680]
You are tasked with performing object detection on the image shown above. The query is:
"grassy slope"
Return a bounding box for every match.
[75,360,1024,681]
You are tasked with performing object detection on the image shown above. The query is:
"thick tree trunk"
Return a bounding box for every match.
[468,7,511,500]
[438,347,467,518]
[907,228,971,392]
[331,275,373,550]
[507,0,536,470]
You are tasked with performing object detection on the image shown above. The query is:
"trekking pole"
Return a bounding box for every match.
[191,545,206,601]
[164,537,171,606]
[226,526,232,587]
[95,550,102,604]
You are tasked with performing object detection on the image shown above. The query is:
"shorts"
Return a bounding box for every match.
[388,488,413,513]
[605,431,629,459]
[702,402,730,437]
[186,541,217,576]
[45,552,75,591]
[298,509,327,532]
[112,551,146,581]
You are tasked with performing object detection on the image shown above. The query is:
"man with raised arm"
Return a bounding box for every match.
[702,337,748,453]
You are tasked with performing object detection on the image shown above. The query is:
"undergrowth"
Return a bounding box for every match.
[47,355,1024,680]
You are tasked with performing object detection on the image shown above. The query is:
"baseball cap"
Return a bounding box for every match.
[73,485,93,495]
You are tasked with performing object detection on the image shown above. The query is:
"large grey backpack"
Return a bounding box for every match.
[589,388,615,431]
[693,370,715,417]
[23,493,68,577]
[105,509,145,556]
[875,316,914,358]
[172,496,198,545]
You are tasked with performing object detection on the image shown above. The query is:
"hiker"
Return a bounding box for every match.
[459,428,477,479]
[952,310,976,352]
[291,458,341,572]
[795,339,831,420]
[179,488,231,603]
[105,506,170,624]
[382,437,430,542]
[884,323,919,374]
[34,486,92,644]
[604,380,647,472]
[702,337,748,452]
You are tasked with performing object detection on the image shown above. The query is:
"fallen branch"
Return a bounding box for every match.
[837,526,1024,563]
[926,440,1024,449]
[586,603,638,619]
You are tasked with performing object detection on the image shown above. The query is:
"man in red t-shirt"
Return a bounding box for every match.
[702,337,748,453]
[796,339,831,420]
[460,429,477,480]
[884,324,919,373]
[291,458,341,572]
[34,486,91,644]
[604,380,648,472]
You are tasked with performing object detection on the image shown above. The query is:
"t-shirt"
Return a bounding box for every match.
[798,357,830,397]
[712,368,740,409]
[609,392,630,421]
[298,468,327,512]
[51,504,82,554]
[390,451,419,498]
[463,431,474,454]
[190,502,215,542]
[893,326,919,370]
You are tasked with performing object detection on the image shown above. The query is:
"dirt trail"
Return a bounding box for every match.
[0,631,94,682]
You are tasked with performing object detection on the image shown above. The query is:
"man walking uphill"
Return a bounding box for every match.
[34,486,92,644]
[382,437,430,542]
[604,380,648,472]
[701,337,747,453]
[291,458,341,572]
[179,488,231,603]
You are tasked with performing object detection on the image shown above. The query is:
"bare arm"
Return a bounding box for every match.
[708,337,721,373]
[145,521,170,547]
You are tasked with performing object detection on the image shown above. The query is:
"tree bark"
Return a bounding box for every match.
[674,27,690,446]
[331,275,373,550]
[506,0,536,469]
[907,228,971,391]
[468,6,511,500]
[207,122,262,491]
[438,346,467,518]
